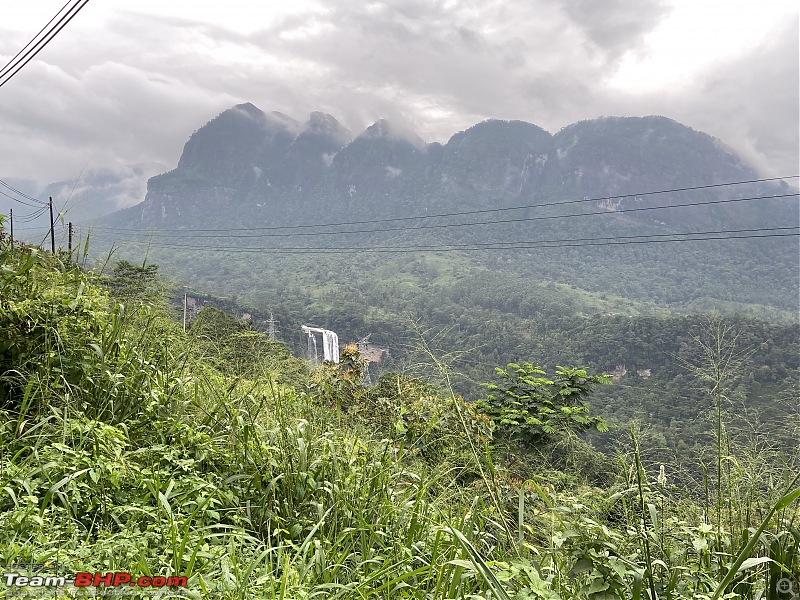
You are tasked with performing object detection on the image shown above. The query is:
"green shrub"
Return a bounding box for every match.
[477,363,610,447]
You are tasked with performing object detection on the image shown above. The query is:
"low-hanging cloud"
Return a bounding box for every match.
[604,18,799,177]
[0,0,796,214]
[558,0,672,58]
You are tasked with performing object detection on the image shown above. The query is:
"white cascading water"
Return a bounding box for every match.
[301,326,340,364]
[322,329,339,363]
[308,331,319,363]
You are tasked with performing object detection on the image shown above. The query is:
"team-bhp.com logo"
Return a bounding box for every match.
[3,571,187,590]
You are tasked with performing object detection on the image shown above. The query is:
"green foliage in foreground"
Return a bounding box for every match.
[476,364,610,446]
[0,240,798,599]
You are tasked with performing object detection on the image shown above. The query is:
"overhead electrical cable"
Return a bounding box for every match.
[77,231,800,255]
[87,175,799,234]
[87,192,799,239]
[5,225,52,231]
[16,214,49,224]
[0,178,46,204]
[14,206,50,222]
[0,0,74,78]
[0,0,91,89]
[91,225,799,251]
[72,226,800,255]
[0,188,45,208]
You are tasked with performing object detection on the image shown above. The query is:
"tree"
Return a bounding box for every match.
[105,260,162,303]
[476,363,610,446]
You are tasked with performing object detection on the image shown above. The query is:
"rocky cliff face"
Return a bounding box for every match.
[140,104,352,225]
[133,104,794,230]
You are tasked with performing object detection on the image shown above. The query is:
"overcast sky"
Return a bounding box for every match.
[1,0,797,208]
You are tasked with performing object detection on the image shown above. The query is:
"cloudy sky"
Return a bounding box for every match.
[1,0,797,209]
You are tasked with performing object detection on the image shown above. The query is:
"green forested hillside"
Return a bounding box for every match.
[82,245,799,465]
[52,108,800,463]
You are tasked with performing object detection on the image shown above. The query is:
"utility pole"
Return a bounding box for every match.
[68,222,73,258]
[183,289,188,332]
[9,208,12,246]
[48,197,55,254]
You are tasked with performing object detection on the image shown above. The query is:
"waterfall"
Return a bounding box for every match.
[301,326,340,364]
[322,329,339,363]
[307,330,319,364]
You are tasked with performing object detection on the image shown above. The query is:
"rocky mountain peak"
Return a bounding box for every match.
[359,119,426,148]
[304,112,351,145]
[232,102,264,118]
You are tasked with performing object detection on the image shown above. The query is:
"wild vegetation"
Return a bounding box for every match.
[99,245,799,481]
[1,223,798,598]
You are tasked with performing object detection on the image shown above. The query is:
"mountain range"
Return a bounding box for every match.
[98,103,794,232]
[8,102,796,324]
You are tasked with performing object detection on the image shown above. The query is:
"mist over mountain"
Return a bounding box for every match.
[2,163,166,231]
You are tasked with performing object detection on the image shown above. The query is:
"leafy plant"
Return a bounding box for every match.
[477,363,610,446]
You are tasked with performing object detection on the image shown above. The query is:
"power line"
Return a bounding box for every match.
[88,192,799,239]
[5,226,51,232]
[72,227,800,255]
[0,0,74,78]
[0,188,44,208]
[105,225,800,251]
[0,178,46,204]
[87,175,799,234]
[14,206,50,222]
[0,0,91,89]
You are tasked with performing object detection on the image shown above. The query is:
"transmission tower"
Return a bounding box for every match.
[267,312,279,341]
